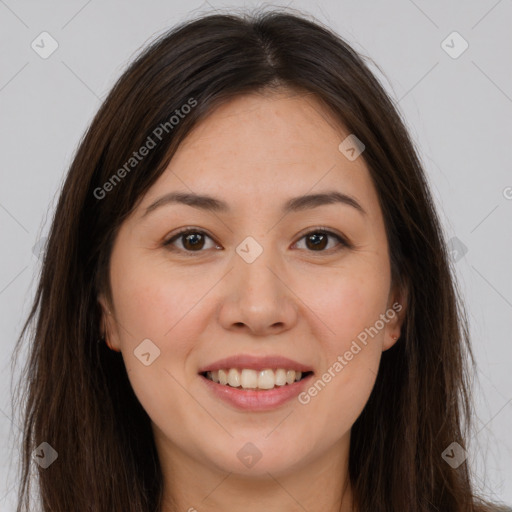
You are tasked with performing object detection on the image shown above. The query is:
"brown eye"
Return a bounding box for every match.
[164,229,219,253]
[295,230,348,252]
[163,227,349,256]
[305,232,328,250]
[181,232,205,251]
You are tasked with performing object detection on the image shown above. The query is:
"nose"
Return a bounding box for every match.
[217,245,299,337]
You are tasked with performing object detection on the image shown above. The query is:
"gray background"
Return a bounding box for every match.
[1,0,511,509]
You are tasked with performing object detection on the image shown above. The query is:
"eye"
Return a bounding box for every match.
[163,227,350,255]
[293,229,349,252]
[163,228,220,254]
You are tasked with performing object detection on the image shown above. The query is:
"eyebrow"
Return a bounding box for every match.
[141,190,366,218]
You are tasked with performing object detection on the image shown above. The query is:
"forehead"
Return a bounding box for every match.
[177,90,348,167]
[137,90,380,219]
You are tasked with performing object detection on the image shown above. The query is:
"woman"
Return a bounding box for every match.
[12,9,510,512]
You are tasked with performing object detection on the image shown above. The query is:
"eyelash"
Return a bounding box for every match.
[162,226,351,256]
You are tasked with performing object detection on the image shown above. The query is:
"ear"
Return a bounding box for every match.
[382,281,408,351]
[97,293,121,352]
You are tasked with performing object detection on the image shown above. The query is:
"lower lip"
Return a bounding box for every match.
[200,373,314,411]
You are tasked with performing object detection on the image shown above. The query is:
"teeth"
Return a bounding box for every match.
[218,369,228,385]
[204,368,308,390]
[275,368,287,386]
[258,369,275,390]
[240,369,258,389]
[227,368,240,387]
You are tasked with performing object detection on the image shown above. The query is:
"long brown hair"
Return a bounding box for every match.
[12,8,506,512]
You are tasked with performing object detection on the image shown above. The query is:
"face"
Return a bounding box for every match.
[100,90,405,482]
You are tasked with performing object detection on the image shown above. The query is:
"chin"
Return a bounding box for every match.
[199,434,311,478]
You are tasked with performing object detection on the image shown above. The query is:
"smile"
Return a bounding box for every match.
[201,368,313,390]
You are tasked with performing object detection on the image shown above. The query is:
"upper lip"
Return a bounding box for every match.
[198,354,314,373]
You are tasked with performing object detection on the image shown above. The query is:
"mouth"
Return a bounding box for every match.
[197,354,314,410]
[200,368,314,391]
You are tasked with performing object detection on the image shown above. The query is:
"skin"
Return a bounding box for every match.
[99,89,407,512]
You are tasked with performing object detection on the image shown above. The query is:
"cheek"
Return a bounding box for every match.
[109,256,216,412]
[111,256,208,346]
[302,263,391,347]
[292,266,389,428]
[113,284,196,443]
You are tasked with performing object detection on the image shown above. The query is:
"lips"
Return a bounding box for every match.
[198,354,315,411]
[197,354,314,373]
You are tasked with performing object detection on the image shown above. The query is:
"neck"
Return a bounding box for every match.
[157,433,354,512]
